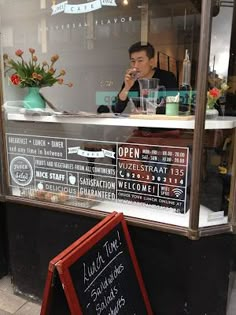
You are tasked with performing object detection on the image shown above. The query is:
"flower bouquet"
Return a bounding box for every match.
[4,48,73,109]
[207,83,229,110]
[206,83,229,119]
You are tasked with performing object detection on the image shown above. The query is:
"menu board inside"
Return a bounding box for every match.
[6,133,189,214]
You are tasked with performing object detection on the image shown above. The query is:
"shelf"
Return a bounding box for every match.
[5,113,236,130]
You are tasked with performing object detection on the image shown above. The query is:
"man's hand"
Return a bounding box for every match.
[119,68,138,101]
[124,67,138,89]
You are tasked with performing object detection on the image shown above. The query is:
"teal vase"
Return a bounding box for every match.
[23,87,46,110]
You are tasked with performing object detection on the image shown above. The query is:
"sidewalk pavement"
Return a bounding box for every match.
[0,276,41,315]
[0,273,236,314]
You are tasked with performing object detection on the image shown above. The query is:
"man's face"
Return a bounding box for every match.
[130,50,154,78]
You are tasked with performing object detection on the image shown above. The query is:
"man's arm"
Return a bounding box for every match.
[112,83,129,113]
[113,68,137,113]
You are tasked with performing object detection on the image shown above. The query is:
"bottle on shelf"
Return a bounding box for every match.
[179,49,192,114]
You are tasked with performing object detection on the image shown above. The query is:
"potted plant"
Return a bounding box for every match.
[3,48,73,110]
[206,83,229,119]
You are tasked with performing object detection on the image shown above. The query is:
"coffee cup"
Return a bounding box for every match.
[165,102,179,116]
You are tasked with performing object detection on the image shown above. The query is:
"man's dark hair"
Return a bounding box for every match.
[128,41,155,59]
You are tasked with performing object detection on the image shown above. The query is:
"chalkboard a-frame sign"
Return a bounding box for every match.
[41,212,153,315]
[40,212,118,315]
[57,212,153,314]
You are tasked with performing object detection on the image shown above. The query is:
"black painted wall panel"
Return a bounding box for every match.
[0,202,8,278]
[6,202,233,314]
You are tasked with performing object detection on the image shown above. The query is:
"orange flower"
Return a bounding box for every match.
[48,68,55,74]
[37,74,43,80]
[208,87,220,99]
[29,48,35,54]
[10,74,21,85]
[51,54,59,63]
[57,78,64,84]
[15,49,23,57]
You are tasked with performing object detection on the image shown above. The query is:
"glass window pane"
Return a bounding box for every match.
[1,0,235,230]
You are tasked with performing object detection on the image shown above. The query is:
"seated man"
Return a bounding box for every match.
[113,41,177,114]
[112,43,191,213]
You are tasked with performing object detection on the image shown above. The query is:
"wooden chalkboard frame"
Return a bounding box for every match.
[40,211,118,315]
[56,212,153,315]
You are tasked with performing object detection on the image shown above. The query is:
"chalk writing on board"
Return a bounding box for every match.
[67,223,149,314]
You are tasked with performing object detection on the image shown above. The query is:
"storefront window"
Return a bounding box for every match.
[1,0,235,233]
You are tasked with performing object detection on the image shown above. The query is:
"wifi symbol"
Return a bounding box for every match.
[172,188,183,198]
